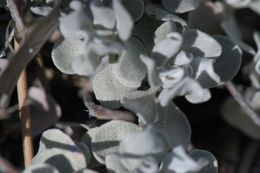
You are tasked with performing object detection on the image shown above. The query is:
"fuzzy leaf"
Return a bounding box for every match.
[159,77,211,106]
[162,0,200,13]
[92,65,136,102]
[32,129,86,173]
[52,38,85,74]
[72,41,124,76]
[133,16,161,53]
[162,146,208,173]
[249,0,260,15]
[194,36,242,88]
[190,149,218,173]
[121,0,144,22]
[59,1,93,39]
[105,154,128,173]
[113,37,147,88]
[23,164,59,173]
[182,30,222,58]
[87,120,139,164]
[154,21,177,44]
[225,0,251,8]
[113,0,134,41]
[74,169,98,173]
[90,1,115,29]
[119,127,168,172]
[145,4,188,28]
[121,89,157,124]
[152,32,183,65]
[154,102,191,148]
[173,50,193,65]
[140,55,162,87]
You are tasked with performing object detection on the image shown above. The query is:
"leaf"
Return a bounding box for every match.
[182,29,222,58]
[140,54,162,87]
[225,0,251,8]
[90,1,116,29]
[145,4,188,28]
[87,120,139,164]
[74,169,98,173]
[152,32,183,65]
[76,142,92,165]
[194,35,242,88]
[59,1,93,39]
[72,40,124,76]
[28,87,62,137]
[188,1,224,35]
[121,0,144,22]
[159,77,211,106]
[105,153,128,173]
[121,89,157,124]
[51,38,85,74]
[249,0,260,15]
[162,0,200,13]
[159,67,187,89]
[30,0,54,16]
[221,17,255,55]
[154,21,177,44]
[173,50,193,65]
[92,65,136,102]
[190,149,218,173]
[113,0,134,41]
[113,37,147,88]
[32,129,87,173]
[23,164,59,173]
[119,127,168,172]
[133,16,161,54]
[162,146,208,173]
[154,102,191,148]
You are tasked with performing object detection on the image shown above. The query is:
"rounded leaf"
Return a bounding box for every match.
[194,36,242,88]
[155,102,191,148]
[88,120,139,163]
[119,127,168,171]
[32,129,87,173]
[190,149,218,173]
[92,65,136,102]
[162,0,200,13]
[122,0,144,22]
[182,29,222,58]
[113,37,147,88]
[23,164,59,173]
[154,21,177,44]
[52,38,85,74]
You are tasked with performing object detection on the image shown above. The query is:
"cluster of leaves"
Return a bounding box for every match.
[4,0,260,172]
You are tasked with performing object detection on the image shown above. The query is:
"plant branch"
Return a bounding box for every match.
[0,0,62,109]
[225,81,260,126]
[83,91,137,122]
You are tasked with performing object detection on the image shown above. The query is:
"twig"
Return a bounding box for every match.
[6,0,25,34]
[225,82,260,126]
[237,140,259,173]
[0,0,62,109]
[0,155,19,173]
[15,38,33,168]
[83,91,137,122]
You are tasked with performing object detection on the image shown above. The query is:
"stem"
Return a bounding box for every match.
[15,40,33,167]
[225,82,260,126]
